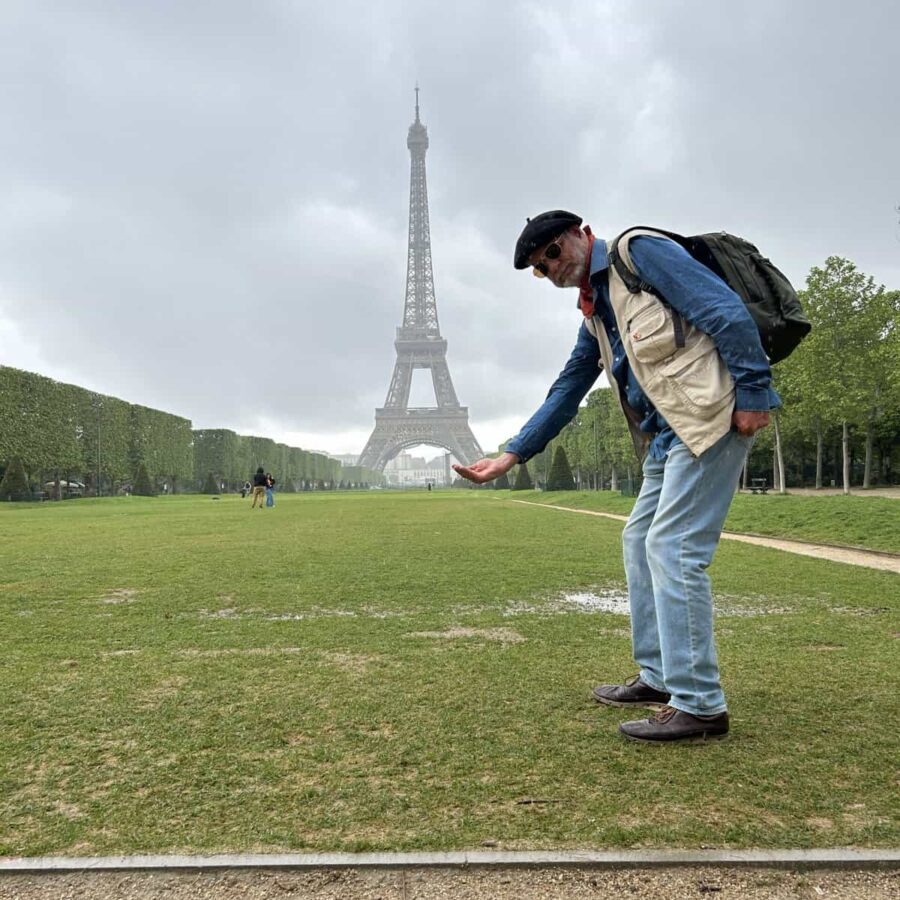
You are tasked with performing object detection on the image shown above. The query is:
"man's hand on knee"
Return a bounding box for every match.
[732,410,769,437]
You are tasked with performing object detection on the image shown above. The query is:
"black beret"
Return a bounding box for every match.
[513,210,583,269]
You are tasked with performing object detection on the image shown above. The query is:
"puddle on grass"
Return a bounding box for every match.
[504,588,796,619]
[564,590,631,615]
[503,588,630,618]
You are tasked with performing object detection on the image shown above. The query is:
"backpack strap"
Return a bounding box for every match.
[609,227,686,349]
[608,227,660,296]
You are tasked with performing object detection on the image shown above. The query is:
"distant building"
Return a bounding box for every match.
[384,451,453,486]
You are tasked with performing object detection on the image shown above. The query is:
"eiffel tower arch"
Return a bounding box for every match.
[358,90,483,472]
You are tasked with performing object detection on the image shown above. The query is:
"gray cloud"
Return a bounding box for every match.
[1,0,898,455]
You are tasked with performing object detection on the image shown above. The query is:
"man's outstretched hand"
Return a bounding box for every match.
[452,451,519,485]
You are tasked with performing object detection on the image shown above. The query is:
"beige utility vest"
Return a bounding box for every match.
[584,229,736,460]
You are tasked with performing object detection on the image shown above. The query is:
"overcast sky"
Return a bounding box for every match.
[2,0,898,460]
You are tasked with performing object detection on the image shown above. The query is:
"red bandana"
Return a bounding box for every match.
[578,225,595,318]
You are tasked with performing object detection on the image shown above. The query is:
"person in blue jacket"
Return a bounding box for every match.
[454,211,779,744]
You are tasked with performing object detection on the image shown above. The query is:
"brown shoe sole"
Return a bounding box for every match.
[620,730,729,744]
[592,688,670,710]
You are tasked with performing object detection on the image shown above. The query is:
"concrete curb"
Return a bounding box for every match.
[1,849,898,874]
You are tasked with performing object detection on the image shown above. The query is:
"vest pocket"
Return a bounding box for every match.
[626,302,678,364]
[659,341,734,413]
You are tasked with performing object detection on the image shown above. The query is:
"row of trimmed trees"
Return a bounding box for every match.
[0,366,383,499]
[193,428,344,493]
[496,256,900,493]
[0,367,193,499]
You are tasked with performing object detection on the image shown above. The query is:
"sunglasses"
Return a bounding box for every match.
[532,236,564,278]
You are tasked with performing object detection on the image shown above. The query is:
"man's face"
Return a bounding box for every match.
[528,227,589,288]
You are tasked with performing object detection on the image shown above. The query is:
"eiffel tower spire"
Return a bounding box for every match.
[357,91,483,472]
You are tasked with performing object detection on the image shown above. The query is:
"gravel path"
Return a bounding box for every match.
[787,487,900,499]
[1,866,898,899]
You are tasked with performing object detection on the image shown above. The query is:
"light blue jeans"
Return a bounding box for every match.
[622,430,751,716]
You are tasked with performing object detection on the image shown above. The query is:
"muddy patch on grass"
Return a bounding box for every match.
[318,650,384,673]
[199,607,242,619]
[264,607,358,622]
[829,605,892,617]
[97,588,140,605]
[406,627,526,645]
[195,605,407,623]
[716,602,795,617]
[51,800,85,821]
[178,647,304,658]
[136,675,187,709]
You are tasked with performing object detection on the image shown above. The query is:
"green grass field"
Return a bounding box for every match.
[1,491,898,856]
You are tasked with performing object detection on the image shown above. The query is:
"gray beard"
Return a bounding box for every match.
[557,257,588,288]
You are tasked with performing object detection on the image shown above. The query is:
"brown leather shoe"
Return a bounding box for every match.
[592,674,671,709]
[619,705,729,743]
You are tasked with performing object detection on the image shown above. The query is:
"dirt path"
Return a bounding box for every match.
[505,500,900,575]
[787,486,900,499]
[1,866,898,899]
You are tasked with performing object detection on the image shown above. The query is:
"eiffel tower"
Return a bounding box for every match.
[358,90,483,471]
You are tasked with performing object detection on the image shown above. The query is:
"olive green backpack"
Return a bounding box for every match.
[609,226,811,364]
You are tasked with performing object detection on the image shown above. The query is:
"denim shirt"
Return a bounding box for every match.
[505,235,781,463]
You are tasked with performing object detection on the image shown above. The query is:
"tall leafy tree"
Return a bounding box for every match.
[794,258,893,492]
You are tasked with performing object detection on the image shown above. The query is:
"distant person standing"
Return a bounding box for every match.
[251,467,267,509]
[265,472,276,508]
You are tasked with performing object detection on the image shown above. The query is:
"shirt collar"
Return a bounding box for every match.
[589,238,609,285]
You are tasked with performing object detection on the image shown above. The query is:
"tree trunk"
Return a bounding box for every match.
[610,465,618,492]
[842,420,851,494]
[863,413,874,489]
[815,424,823,489]
[774,412,786,493]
